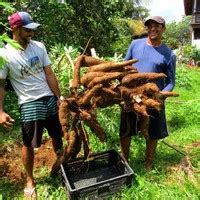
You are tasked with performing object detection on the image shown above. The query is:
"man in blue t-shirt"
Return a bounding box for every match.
[119,16,176,171]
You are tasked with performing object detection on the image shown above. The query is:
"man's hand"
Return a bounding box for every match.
[0,111,15,128]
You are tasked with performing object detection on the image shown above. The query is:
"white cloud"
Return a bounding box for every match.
[144,0,185,22]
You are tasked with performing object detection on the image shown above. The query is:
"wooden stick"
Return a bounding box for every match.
[161,140,186,156]
[82,36,93,55]
[64,46,75,72]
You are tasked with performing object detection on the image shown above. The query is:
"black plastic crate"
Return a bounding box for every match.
[60,149,134,200]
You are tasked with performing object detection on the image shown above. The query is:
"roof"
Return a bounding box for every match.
[184,0,193,15]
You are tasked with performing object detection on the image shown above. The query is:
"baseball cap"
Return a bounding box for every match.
[144,16,165,26]
[8,11,40,29]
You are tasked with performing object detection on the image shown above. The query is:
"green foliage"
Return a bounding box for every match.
[163,16,191,49]
[167,103,200,131]
[35,174,66,199]
[0,2,15,33]
[0,3,20,69]
[166,66,200,131]
[0,54,7,69]
[2,0,149,56]
[0,33,21,69]
[175,66,192,89]
[49,43,80,95]
[3,90,20,126]
[124,173,200,200]
[111,18,132,55]
[96,105,121,150]
[177,45,200,65]
[0,33,21,49]
[0,2,15,12]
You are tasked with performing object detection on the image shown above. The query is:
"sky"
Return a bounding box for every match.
[144,0,185,23]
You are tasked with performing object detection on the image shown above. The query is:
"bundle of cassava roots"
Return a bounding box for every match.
[58,55,178,161]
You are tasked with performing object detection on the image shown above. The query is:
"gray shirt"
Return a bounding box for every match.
[0,40,53,104]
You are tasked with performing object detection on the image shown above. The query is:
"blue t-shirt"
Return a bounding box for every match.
[124,38,176,91]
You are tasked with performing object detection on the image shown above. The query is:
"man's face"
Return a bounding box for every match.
[15,27,34,45]
[146,21,165,41]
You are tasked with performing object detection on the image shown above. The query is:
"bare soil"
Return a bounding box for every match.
[0,139,56,185]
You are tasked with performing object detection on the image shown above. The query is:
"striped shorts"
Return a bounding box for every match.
[20,96,63,148]
[20,96,58,122]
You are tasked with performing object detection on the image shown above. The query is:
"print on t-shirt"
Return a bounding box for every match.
[21,56,42,77]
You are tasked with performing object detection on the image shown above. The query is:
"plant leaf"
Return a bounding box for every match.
[1,34,22,50]
[0,2,15,12]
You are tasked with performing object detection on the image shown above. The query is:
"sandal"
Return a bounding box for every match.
[24,187,37,199]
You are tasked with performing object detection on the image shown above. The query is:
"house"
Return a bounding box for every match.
[184,0,200,48]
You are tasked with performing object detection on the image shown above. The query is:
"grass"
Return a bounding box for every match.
[0,65,200,199]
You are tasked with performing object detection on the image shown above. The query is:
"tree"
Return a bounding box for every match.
[163,16,191,49]
[6,0,149,56]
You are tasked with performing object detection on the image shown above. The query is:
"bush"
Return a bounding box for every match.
[176,45,200,66]
[175,66,192,89]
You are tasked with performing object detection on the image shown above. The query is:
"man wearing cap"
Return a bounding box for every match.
[0,11,63,198]
[119,16,176,170]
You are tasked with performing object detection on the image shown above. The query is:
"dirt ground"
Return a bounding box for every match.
[0,139,56,185]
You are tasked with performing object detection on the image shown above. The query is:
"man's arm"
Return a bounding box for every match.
[0,79,15,128]
[43,65,61,99]
[163,54,176,91]
[124,40,134,61]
